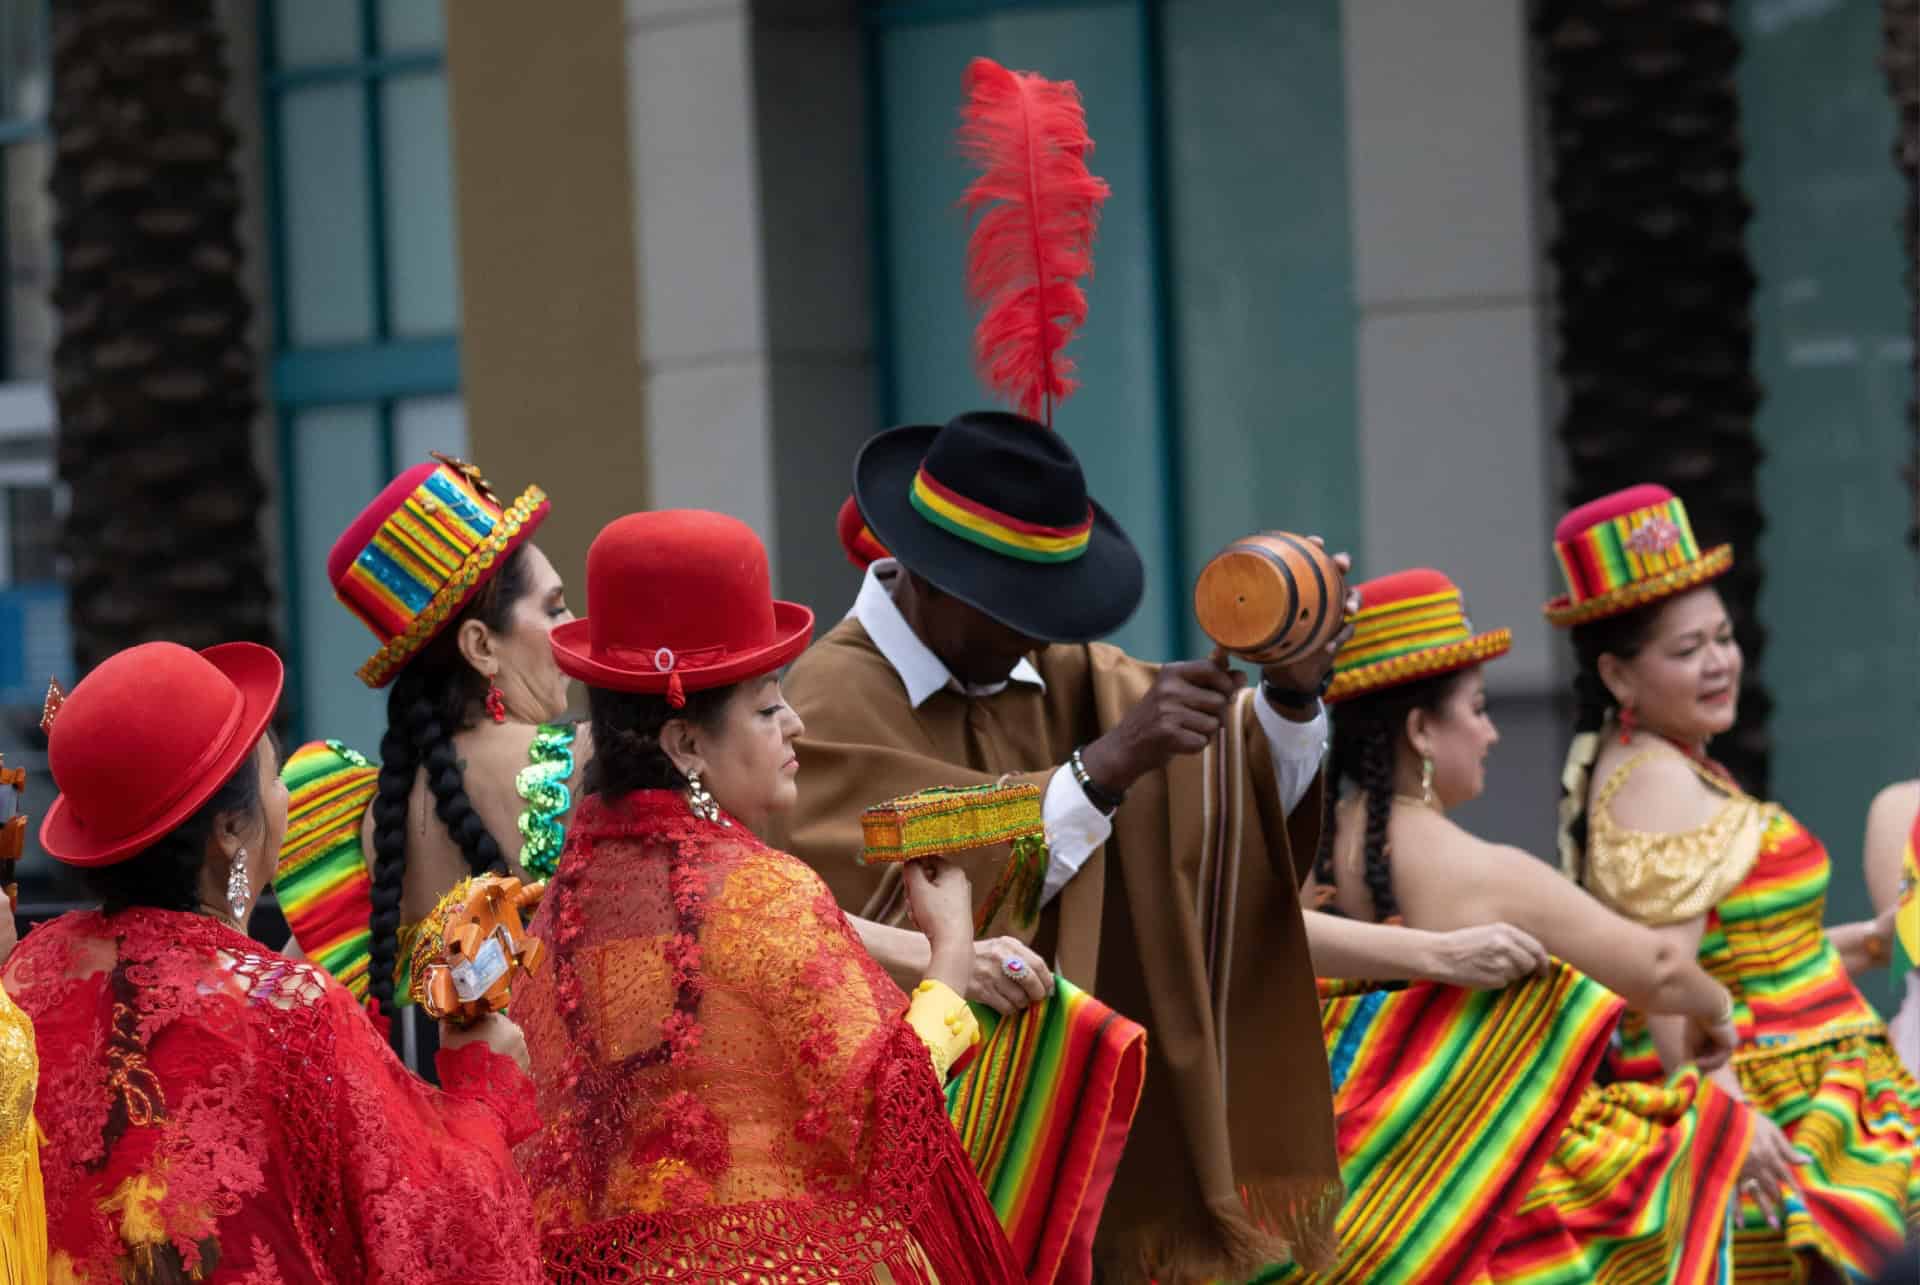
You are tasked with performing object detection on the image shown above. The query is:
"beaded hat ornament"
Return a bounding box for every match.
[329,454,550,688]
[407,873,548,1027]
[1327,568,1510,704]
[860,781,1047,935]
[1544,483,1732,628]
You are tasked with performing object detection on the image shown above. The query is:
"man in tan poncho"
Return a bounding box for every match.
[774,410,1348,1283]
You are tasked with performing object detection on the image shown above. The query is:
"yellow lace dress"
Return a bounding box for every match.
[0,980,46,1283]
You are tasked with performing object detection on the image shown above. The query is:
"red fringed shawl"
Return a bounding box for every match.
[511,792,1023,1284]
[4,908,541,1284]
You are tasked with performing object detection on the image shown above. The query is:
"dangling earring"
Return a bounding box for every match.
[1419,755,1436,808]
[486,682,507,724]
[685,772,724,825]
[1618,704,1636,745]
[226,849,251,922]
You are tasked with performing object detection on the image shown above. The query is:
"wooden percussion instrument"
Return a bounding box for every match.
[1193,531,1348,666]
[411,873,548,1026]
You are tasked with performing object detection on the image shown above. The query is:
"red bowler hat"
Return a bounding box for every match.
[41,642,284,868]
[837,493,890,570]
[550,510,814,703]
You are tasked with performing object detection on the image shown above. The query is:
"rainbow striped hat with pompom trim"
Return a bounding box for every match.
[1327,568,1510,704]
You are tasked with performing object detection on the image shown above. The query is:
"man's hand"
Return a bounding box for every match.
[967,937,1054,1014]
[1261,542,1360,704]
[1077,660,1242,796]
[1418,923,1550,989]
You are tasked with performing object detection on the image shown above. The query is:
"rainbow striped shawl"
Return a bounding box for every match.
[274,740,383,1006]
[946,978,1147,1285]
[1256,963,1622,1284]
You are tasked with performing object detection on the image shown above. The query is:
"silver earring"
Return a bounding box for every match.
[1419,756,1436,808]
[685,772,724,825]
[226,848,251,922]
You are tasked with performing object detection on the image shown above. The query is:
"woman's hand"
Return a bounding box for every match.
[1685,1012,1739,1070]
[441,1012,530,1076]
[1421,923,1550,989]
[1738,1111,1809,1230]
[902,858,977,998]
[967,937,1054,1014]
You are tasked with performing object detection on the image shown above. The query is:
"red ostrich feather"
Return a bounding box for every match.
[957,57,1110,427]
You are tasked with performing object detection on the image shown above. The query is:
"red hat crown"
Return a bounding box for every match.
[41,642,284,867]
[1545,483,1732,627]
[550,510,814,698]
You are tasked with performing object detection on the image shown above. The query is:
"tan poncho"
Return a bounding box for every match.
[772,616,1342,1283]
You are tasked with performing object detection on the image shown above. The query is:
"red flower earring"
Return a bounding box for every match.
[486,683,507,724]
[1618,704,1636,745]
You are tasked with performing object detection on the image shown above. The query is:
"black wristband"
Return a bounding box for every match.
[1262,671,1332,711]
[1069,746,1125,814]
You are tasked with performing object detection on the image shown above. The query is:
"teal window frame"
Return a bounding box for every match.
[860,0,1190,658]
[257,0,461,741]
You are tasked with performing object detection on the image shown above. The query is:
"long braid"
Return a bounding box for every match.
[364,544,533,1018]
[368,692,422,1018]
[1561,606,1657,888]
[1355,721,1400,922]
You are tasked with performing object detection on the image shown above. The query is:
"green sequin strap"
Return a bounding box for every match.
[515,722,577,880]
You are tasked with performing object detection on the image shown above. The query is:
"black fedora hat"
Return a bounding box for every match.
[853,410,1143,643]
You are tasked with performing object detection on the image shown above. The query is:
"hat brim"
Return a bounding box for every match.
[356,486,552,687]
[41,642,285,868]
[550,601,816,694]
[1326,629,1511,705]
[854,425,1144,644]
[1543,546,1733,629]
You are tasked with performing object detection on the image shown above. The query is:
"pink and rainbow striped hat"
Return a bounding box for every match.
[1545,484,1731,628]
[1327,568,1510,703]
[328,455,549,687]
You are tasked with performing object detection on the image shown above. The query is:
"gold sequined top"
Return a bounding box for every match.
[0,978,46,1281]
[1585,749,1766,925]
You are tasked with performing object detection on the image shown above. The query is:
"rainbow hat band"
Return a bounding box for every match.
[329,455,550,687]
[909,464,1092,564]
[1545,483,1731,628]
[1327,568,1510,704]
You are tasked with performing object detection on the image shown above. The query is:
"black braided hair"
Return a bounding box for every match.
[1561,605,1659,886]
[1313,671,1469,924]
[366,544,533,1018]
[584,682,735,802]
[81,752,262,917]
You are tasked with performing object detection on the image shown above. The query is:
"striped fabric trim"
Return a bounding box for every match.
[1554,496,1701,602]
[1326,630,1512,704]
[1489,1069,1755,1285]
[1337,588,1472,669]
[273,740,382,1003]
[946,978,1147,1285]
[1253,962,1621,1284]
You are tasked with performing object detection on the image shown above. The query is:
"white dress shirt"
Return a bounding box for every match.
[852,560,1327,906]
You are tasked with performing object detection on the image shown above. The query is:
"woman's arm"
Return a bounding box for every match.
[1304,911,1548,989]
[1830,910,1897,978]
[849,914,1053,1015]
[1863,780,1918,914]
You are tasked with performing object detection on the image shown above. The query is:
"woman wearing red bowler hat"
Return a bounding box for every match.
[1550,485,1919,1280]
[509,510,1022,1284]
[3,641,543,1283]
[272,455,584,1030]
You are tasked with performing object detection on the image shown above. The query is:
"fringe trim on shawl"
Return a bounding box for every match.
[0,1118,47,1282]
[909,1130,1028,1285]
[1122,1177,1346,1283]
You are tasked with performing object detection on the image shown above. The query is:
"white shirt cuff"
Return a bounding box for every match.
[1252,692,1329,817]
[1039,764,1112,905]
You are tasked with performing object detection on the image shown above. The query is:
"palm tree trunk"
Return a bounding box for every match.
[49,0,276,672]
[1884,0,1919,551]
[1534,0,1771,791]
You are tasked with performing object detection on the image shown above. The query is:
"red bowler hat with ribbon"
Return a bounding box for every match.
[548,510,814,706]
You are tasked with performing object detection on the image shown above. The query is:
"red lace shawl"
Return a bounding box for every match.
[2,908,543,1284]
[509,791,1021,1284]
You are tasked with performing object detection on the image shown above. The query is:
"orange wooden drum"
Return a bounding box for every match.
[1193,531,1348,666]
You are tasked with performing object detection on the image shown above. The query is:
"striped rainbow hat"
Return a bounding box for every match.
[1327,568,1510,704]
[1545,483,1731,628]
[329,455,550,687]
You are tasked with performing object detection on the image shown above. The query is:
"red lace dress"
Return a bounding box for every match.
[3,908,544,1284]
[509,791,1022,1284]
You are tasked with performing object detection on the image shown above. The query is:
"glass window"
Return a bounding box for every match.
[291,404,386,757]
[378,0,445,56]
[279,84,376,346]
[393,394,466,462]
[3,135,50,380]
[0,0,45,122]
[272,0,362,69]
[380,73,460,337]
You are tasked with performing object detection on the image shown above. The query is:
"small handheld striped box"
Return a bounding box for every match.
[859,782,1043,864]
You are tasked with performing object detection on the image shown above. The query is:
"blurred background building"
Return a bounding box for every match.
[5,0,1914,961]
